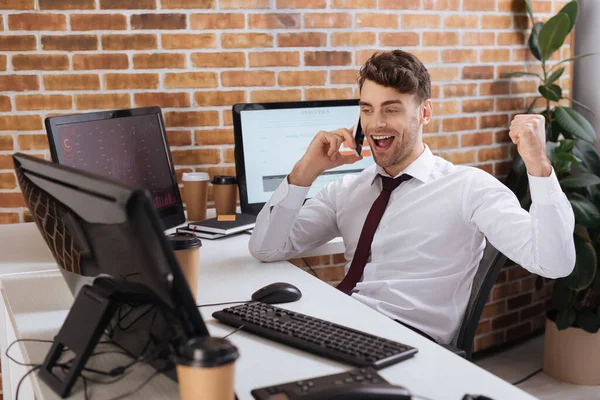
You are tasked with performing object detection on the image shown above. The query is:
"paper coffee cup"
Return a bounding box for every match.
[183,172,209,221]
[211,175,237,216]
[167,233,202,300]
[175,336,239,400]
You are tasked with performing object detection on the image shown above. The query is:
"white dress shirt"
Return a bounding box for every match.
[248,146,575,343]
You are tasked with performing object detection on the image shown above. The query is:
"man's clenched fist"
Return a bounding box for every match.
[509,114,552,177]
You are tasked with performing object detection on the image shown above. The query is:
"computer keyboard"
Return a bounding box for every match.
[212,302,418,369]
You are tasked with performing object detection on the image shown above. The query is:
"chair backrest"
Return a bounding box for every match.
[453,241,507,360]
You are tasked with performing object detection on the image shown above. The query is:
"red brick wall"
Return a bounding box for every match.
[0,0,571,352]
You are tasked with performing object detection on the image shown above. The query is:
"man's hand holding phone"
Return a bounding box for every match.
[289,127,362,187]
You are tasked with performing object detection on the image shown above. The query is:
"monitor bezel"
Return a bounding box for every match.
[232,99,359,215]
[45,106,185,230]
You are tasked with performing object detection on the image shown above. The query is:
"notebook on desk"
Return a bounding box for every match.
[188,213,256,235]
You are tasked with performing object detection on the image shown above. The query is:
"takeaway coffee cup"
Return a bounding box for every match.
[211,175,237,216]
[167,233,202,300]
[183,172,209,221]
[175,336,239,400]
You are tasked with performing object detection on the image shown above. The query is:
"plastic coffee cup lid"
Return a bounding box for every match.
[166,233,202,250]
[175,336,239,368]
[182,172,210,181]
[211,175,237,185]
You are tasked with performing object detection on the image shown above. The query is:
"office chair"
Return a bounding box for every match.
[444,242,507,360]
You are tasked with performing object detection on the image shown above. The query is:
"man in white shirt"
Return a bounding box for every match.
[248,50,575,344]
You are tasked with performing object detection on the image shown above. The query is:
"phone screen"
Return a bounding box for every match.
[352,117,365,158]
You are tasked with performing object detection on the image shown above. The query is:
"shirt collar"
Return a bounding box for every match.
[368,145,434,185]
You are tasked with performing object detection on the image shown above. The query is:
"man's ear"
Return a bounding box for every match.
[421,99,433,126]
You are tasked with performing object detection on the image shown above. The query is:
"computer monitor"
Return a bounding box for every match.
[13,152,208,398]
[45,107,185,230]
[232,100,374,215]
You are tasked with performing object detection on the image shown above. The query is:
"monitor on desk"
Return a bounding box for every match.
[45,107,185,230]
[13,152,208,398]
[233,100,374,215]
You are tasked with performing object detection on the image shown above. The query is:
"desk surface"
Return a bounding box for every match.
[0,223,536,400]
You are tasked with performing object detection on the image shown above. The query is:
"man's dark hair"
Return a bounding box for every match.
[358,50,431,104]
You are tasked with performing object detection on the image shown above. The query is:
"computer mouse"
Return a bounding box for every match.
[462,395,494,400]
[251,282,302,304]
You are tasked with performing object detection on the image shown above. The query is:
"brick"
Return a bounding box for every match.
[223,110,233,126]
[444,83,477,97]
[506,321,533,342]
[73,54,128,70]
[481,114,509,129]
[222,33,273,48]
[0,35,36,51]
[443,117,476,132]
[379,32,419,47]
[0,155,13,169]
[495,161,512,176]
[131,14,186,30]
[462,66,494,80]
[475,320,491,336]
[477,164,494,174]
[221,0,270,8]
[195,129,235,146]
[45,74,99,90]
[17,134,50,150]
[305,51,351,66]
[511,49,538,63]
[133,53,186,69]
[249,14,300,29]
[497,64,526,78]
[134,92,190,108]
[222,147,234,163]
[40,0,94,9]
[408,49,439,64]
[508,266,531,280]
[161,0,215,8]
[15,95,72,111]
[463,0,496,11]
[42,35,97,51]
[277,0,326,7]
[0,193,26,208]
[481,15,511,29]
[0,135,13,150]
[249,51,300,67]
[12,54,68,71]
[428,67,459,82]
[521,276,536,291]
[498,32,526,46]
[75,94,131,110]
[102,34,157,50]
[423,119,440,134]
[480,82,510,96]
[9,13,66,30]
[442,49,477,63]
[172,149,220,165]
[463,99,494,113]
[463,32,495,47]
[531,0,552,13]
[434,101,459,116]
[497,97,525,112]
[442,150,476,164]
[162,33,216,49]
[431,85,441,98]
[479,146,509,162]
[492,281,521,300]
[332,32,375,46]
[194,91,246,106]
[423,134,458,150]
[423,0,460,9]
[0,96,10,112]
[165,111,219,127]
[330,69,358,85]
[278,32,326,47]
[380,0,420,9]
[462,132,493,147]
[331,0,374,7]
[0,0,34,9]
[222,71,275,87]
[0,18,3,30]
[356,13,398,28]
[481,49,509,62]
[105,73,158,90]
[355,49,379,65]
[71,14,127,31]
[492,311,520,330]
[191,52,245,68]
[444,14,479,28]
[166,130,192,146]
[251,89,301,102]
[164,72,218,88]
[191,13,244,29]
[0,213,19,224]
[0,55,6,71]
[520,303,544,321]
[0,115,42,131]
[423,32,458,46]
[279,71,326,86]
[100,0,156,9]
[305,88,354,101]
[481,300,507,320]
[402,14,439,29]
[305,13,352,28]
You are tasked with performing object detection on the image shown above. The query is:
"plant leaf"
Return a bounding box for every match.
[552,53,599,70]
[554,106,597,143]
[546,67,565,85]
[529,22,544,61]
[555,152,582,165]
[576,310,600,333]
[552,279,575,310]
[539,84,562,102]
[526,98,539,114]
[558,0,578,33]
[502,71,543,79]
[556,308,577,330]
[574,140,600,177]
[525,0,534,23]
[538,13,570,61]
[564,234,597,291]
[566,97,596,115]
[568,193,600,229]
[560,173,600,188]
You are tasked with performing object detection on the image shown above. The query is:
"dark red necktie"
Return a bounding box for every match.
[336,174,412,294]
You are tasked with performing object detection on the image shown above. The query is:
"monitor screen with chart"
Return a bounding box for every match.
[233,100,374,215]
[45,107,185,229]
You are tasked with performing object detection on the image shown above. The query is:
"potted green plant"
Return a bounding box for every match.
[503,0,600,385]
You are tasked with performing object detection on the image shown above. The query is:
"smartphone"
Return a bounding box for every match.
[352,112,365,158]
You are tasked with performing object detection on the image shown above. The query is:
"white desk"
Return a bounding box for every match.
[0,223,537,400]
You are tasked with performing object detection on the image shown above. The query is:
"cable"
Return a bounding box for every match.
[302,258,320,279]
[15,365,41,400]
[197,300,250,308]
[512,368,542,385]
[222,324,246,340]
[104,368,165,400]
[5,338,55,367]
